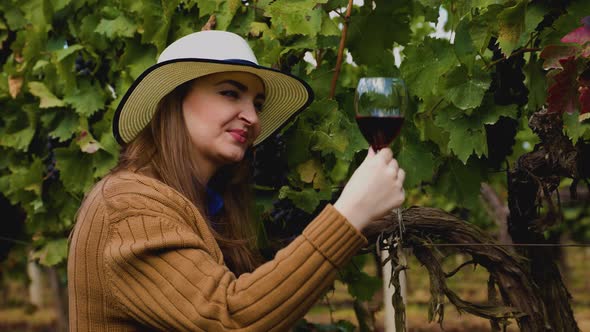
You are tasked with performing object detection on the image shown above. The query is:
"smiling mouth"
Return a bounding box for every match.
[228,130,247,143]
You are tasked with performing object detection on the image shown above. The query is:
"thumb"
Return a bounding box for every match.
[366,147,376,159]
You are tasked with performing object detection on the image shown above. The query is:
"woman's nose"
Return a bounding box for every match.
[238,102,259,126]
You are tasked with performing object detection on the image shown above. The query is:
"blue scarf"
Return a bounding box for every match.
[206,186,224,216]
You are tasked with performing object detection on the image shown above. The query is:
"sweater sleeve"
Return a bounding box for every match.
[104,202,367,331]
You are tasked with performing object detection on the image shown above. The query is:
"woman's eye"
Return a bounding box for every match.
[220,90,239,98]
[254,102,264,113]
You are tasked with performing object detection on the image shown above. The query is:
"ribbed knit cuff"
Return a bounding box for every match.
[302,204,368,268]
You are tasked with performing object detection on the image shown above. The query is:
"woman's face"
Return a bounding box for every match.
[182,71,265,172]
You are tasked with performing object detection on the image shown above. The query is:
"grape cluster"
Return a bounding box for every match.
[45,139,59,181]
[484,39,525,169]
[489,41,529,106]
[485,116,519,170]
[75,54,94,76]
[252,134,288,188]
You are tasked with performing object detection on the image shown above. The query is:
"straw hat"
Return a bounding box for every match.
[113,30,314,146]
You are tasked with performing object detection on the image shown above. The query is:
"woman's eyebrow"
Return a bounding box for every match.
[215,80,266,100]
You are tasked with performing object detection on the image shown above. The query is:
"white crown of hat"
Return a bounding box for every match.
[157,30,259,65]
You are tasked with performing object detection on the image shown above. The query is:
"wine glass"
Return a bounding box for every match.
[354,77,408,151]
[354,77,408,244]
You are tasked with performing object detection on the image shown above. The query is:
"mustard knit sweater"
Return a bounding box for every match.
[67,171,367,331]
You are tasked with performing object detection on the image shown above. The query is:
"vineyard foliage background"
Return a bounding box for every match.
[1,0,590,325]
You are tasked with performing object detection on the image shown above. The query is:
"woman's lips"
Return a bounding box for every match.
[228,129,247,143]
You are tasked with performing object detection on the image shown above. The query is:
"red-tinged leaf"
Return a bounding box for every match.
[546,57,579,114]
[540,45,580,70]
[561,25,590,45]
[579,87,590,115]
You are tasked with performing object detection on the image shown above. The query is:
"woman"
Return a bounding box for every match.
[68,30,405,331]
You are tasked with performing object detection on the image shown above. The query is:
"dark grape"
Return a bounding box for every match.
[489,41,529,107]
[74,54,94,76]
[485,116,519,170]
[253,134,288,188]
[45,138,59,181]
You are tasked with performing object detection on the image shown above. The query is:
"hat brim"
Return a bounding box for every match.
[113,59,314,146]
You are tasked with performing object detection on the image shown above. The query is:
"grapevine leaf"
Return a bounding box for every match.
[525,53,547,111]
[278,186,330,213]
[265,0,328,37]
[497,0,526,55]
[54,44,84,62]
[539,45,580,70]
[443,65,491,111]
[561,20,590,45]
[454,17,477,69]
[347,1,412,66]
[137,3,171,53]
[28,82,65,108]
[49,111,79,142]
[397,134,439,188]
[119,39,157,80]
[563,111,590,145]
[6,158,44,196]
[297,160,317,183]
[3,7,27,30]
[400,37,457,100]
[53,0,72,11]
[63,80,106,117]
[54,145,96,193]
[95,16,137,39]
[346,270,382,301]
[435,101,516,163]
[0,107,37,151]
[217,0,243,31]
[32,238,68,266]
[8,75,23,99]
[433,158,483,209]
[546,57,580,114]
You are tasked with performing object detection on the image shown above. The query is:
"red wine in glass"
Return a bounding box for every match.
[355,115,405,151]
[354,77,408,151]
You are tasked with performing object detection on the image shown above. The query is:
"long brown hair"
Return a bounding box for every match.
[112,80,262,276]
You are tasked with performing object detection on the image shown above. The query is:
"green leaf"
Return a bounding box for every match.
[278,186,330,213]
[401,38,457,100]
[33,238,69,266]
[563,111,590,145]
[54,44,84,62]
[443,65,491,110]
[6,158,44,196]
[3,7,27,29]
[525,53,547,111]
[347,1,412,66]
[28,82,65,108]
[265,0,328,37]
[95,16,137,39]
[63,80,106,117]
[119,39,157,80]
[433,157,484,209]
[49,111,79,142]
[397,135,439,188]
[435,101,516,163]
[54,145,96,193]
[0,107,37,151]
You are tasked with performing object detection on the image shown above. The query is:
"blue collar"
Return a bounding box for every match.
[206,187,224,216]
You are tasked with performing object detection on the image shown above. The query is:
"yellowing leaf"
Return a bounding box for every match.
[28,82,65,108]
[497,1,526,55]
[8,75,23,99]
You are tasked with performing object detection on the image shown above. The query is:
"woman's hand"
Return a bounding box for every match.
[333,147,405,231]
